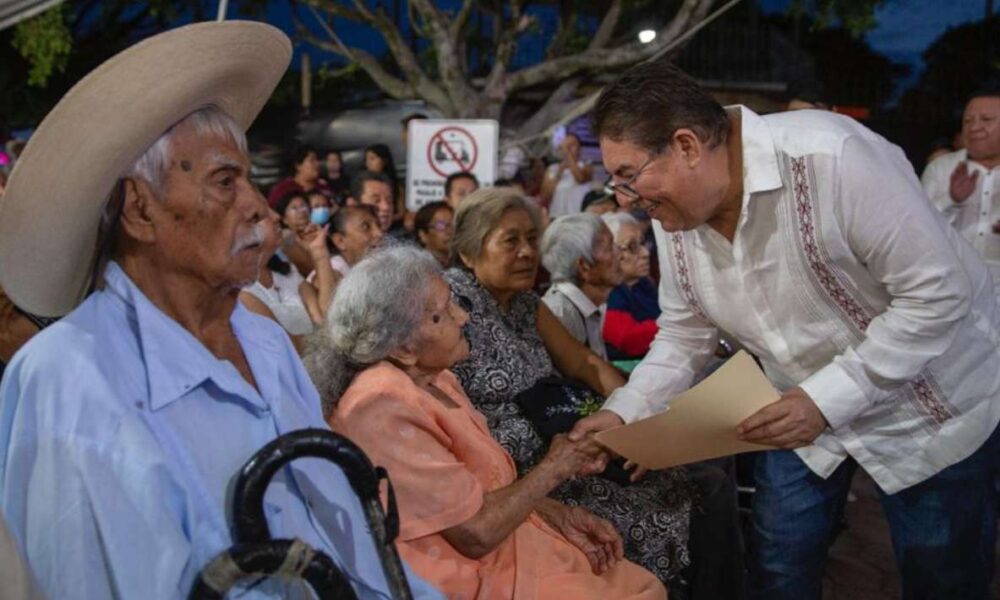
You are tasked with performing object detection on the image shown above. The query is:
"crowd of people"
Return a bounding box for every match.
[0,19,998,600]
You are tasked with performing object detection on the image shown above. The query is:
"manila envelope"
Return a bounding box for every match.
[595,351,777,469]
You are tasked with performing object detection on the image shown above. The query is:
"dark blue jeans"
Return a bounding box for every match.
[749,423,1000,600]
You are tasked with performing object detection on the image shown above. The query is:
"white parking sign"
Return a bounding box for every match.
[406,119,497,211]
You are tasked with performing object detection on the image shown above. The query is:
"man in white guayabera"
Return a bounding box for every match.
[571,58,1000,600]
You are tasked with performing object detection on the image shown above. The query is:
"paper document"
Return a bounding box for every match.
[595,351,777,469]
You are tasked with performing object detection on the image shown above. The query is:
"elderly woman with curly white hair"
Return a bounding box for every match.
[305,245,666,600]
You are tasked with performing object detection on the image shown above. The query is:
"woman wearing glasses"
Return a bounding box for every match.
[414,201,454,267]
[601,212,659,360]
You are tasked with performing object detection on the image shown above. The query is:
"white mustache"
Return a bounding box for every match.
[230,221,268,256]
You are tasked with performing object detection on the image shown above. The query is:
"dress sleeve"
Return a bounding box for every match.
[333,390,484,541]
[799,135,976,429]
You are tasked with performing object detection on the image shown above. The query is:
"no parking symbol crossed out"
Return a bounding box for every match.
[427,126,478,178]
[406,119,498,211]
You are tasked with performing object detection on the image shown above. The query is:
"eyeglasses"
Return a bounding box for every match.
[615,239,650,255]
[603,154,657,201]
[428,220,453,232]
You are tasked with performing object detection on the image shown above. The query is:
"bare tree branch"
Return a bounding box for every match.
[589,0,623,50]
[658,0,716,47]
[300,0,364,23]
[302,2,457,112]
[482,1,527,99]
[345,0,374,21]
[406,1,432,40]
[545,0,579,59]
[409,0,475,108]
[448,0,477,40]
[295,20,415,99]
[312,0,454,112]
[297,0,731,123]
[510,76,583,141]
[407,0,446,33]
[507,0,717,93]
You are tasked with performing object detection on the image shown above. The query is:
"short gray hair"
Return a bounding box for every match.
[601,211,638,240]
[127,106,247,198]
[304,245,441,416]
[450,187,542,266]
[540,213,606,283]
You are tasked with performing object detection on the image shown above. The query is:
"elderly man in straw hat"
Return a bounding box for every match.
[0,22,443,600]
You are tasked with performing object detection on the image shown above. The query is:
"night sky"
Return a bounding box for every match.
[273,0,990,97]
[759,0,988,71]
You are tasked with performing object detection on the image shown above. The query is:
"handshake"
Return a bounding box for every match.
[538,410,649,484]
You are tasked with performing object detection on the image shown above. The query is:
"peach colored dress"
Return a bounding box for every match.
[331,362,666,600]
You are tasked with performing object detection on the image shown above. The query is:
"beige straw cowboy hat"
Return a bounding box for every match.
[0,21,291,317]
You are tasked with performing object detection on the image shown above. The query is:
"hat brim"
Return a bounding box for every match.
[0,21,291,316]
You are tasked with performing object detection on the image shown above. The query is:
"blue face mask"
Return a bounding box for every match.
[310,206,332,225]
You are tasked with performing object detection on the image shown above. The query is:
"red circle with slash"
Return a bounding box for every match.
[426,126,479,178]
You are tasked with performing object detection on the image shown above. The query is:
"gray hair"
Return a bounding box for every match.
[128,106,247,198]
[450,187,542,266]
[304,245,442,416]
[540,213,606,283]
[601,211,638,240]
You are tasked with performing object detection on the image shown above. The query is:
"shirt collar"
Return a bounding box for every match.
[552,281,600,318]
[734,105,784,196]
[102,262,279,412]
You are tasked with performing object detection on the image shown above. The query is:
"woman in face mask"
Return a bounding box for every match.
[308,190,337,226]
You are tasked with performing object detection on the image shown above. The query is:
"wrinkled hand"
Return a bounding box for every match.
[949,162,979,204]
[567,410,624,475]
[542,504,623,575]
[569,409,623,441]
[543,434,606,481]
[737,387,828,449]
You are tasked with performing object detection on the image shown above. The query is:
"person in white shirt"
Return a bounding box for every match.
[542,133,596,217]
[921,91,1000,294]
[540,213,622,360]
[241,209,336,340]
[570,60,1000,600]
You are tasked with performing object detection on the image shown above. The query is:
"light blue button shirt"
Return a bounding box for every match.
[0,262,443,600]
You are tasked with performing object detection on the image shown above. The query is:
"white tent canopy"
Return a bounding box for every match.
[0,0,64,31]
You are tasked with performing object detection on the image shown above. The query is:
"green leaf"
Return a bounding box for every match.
[11,5,73,87]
